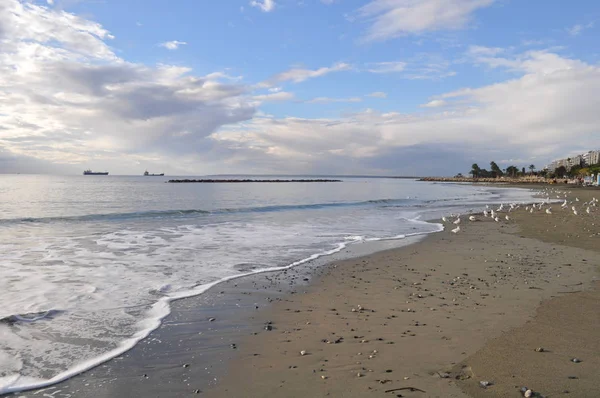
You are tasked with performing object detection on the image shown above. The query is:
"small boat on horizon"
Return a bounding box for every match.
[83,169,109,175]
[144,170,164,176]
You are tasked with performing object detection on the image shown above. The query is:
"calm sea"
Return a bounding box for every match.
[0,175,538,394]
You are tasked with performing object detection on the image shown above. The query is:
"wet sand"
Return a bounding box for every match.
[205,188,599,398]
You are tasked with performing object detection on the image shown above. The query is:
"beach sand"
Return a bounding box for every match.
[14,187,599,398]
[204,188,599,398]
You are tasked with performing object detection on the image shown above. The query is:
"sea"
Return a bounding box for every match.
[0,175,540,394]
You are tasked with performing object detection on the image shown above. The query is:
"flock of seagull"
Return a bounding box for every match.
[442,188,599,234]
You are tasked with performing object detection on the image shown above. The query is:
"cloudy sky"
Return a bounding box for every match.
[0,0,599,175]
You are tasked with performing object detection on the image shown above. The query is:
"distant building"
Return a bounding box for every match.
[584,150,600,166]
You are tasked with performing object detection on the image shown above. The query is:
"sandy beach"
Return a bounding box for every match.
[204,187,599,398]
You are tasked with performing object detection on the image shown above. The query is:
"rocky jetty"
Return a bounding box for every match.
[167,179,342,183]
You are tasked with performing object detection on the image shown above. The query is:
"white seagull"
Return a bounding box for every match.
[451,226,460,234]
[469,216,476,222]
[453,217,461,225]
[546,208,552,214]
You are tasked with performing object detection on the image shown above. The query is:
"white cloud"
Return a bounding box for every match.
[468,45,504,56]
[421,99,447,108]
[367,56,456,80]
[0,0,115,59]
[264,62,351,85]
[466,47,587,76]
[306,97,362,103]
[367,61,406,73]
[0,0,256,174]
[159,40,187,50]
[253,92,295,102]
[566,22,594,37]
[250,0,276,12]
[321,0,336,4]
[358,0,495,42]
[367,92,387,98]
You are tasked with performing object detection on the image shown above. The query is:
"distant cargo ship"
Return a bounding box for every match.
[83,169,109,175]
[144,170,164,176]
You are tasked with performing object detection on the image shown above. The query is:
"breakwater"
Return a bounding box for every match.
[167,179,342,183]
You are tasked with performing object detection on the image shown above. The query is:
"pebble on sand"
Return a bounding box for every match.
[300,350,307,356]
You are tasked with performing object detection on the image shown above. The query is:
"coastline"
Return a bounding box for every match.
[9,186,599,398]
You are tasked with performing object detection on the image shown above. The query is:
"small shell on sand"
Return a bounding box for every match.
[524,389,533,398]
[479,380,492,388]
[534,347,545,352]
[571,358,582,363]
[321,375,327,380]
[300,350,307,356]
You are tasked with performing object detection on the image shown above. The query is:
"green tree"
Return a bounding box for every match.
[506,165,519,178]
[529,164,536,175]
[470,163,481,178]
[490,161,503,178]
[555,165,567,178]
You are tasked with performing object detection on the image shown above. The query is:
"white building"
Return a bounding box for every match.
[584,150,600,166]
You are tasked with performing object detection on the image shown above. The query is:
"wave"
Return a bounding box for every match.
[0,198,418,225]
[0,223,443,395]
[0,310,64,325]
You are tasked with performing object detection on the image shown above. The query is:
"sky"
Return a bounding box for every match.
[0,0,599,176]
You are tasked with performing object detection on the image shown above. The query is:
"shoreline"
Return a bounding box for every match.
[8,186,598,397]
[8,228,438,397]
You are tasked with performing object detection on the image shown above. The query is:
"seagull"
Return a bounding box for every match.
[576,198,580,202]
[494,216,500,222]
[451,226,460,234]
[442,216,448,223]
[453,217,461,225]
[572,206,576,212]
[546,208,552,214]
[573,209,578,216]
[469,216,476,222]
[505,215,510,221]
[530,208,534,213]
[586,207,591,214]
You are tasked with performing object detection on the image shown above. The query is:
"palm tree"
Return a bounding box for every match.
[470,163,481,178]
[490,161,502,178]
[529,164,535,175]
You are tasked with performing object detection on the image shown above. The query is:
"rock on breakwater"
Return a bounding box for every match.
[167,179,342,183]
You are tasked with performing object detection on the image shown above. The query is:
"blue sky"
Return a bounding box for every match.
[0,0,599,175]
